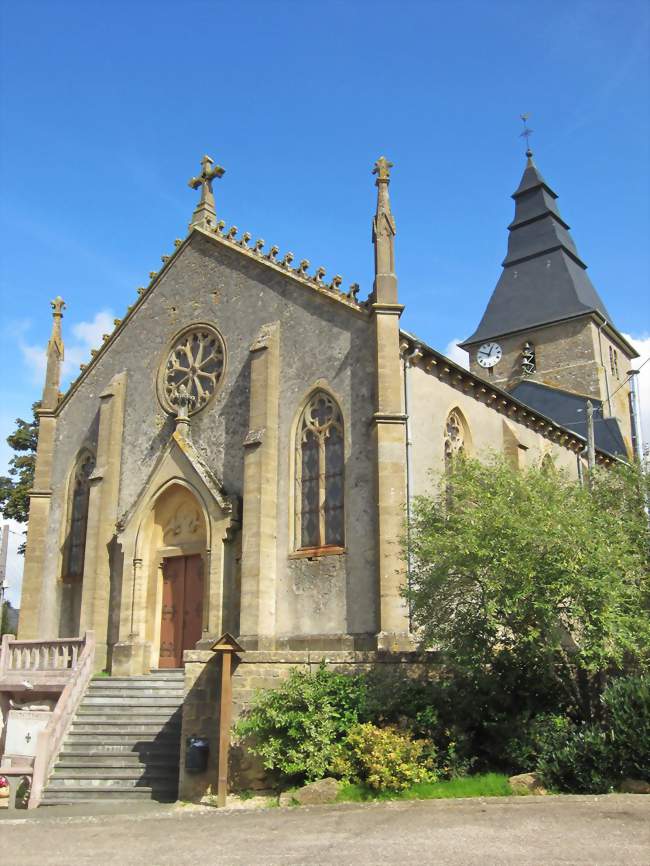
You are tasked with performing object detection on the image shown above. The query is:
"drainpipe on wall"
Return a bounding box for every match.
[403,342,423,632]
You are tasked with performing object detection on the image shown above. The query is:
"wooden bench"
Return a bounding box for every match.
[0,765,33,810]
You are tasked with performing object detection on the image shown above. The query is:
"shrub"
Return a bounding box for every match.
[505,713,573,772]
[233,664,366,784]
[532,676,650,793]
[602,675,650,782]
[536,723,614,793]
[337,723,437,792]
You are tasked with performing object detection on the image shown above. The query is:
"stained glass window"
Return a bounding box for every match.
[66,452,95,580]
[296,392,345,550]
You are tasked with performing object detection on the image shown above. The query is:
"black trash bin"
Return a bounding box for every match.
[186,736,210,773]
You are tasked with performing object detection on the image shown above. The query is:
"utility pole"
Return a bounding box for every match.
[627,370,644,464]
[586,401,596,489]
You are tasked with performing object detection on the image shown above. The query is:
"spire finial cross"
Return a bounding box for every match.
[188,154,225,227]
[372,156,394,182]
[519,114,534,159]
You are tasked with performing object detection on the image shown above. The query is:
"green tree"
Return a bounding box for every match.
[405,456,650,721]
[1,601,10,637]
[0,403,40,551]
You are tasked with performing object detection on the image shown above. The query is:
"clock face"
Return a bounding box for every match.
[477,342,502,368]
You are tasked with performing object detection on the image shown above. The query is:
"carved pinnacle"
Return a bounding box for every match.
[51,296,66,316]
[372,156,394,181]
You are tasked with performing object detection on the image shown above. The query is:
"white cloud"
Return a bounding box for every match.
[20,309,115,388]
[443,338,470,370]
[622,333,650,451]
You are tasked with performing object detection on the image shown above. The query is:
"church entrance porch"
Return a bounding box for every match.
[159,554,204,668]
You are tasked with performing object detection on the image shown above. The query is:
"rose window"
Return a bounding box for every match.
[160,326,225,414]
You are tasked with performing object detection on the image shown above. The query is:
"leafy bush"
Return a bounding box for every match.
[505,713,573,772]
[602,675,650,782]
[234,664,367,784]
[334,723,437,791]
[531,676,650,793]
[536,723,614,793]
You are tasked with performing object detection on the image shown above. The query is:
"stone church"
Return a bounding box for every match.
[4,147,639,804]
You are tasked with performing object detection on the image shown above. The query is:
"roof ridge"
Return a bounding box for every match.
[195,220,366,309]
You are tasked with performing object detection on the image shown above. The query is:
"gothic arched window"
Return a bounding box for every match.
[295,392,345,550]
[65,451,95,580]
[444,409,467,468]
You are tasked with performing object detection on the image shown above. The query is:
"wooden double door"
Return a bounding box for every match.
[158,554,204,668]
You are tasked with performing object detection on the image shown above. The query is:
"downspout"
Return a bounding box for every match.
[403,342,423,632]
[596,321,613,417]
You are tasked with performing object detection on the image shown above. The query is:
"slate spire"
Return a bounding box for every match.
[460,154,612,348]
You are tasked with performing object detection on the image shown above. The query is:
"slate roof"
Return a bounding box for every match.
[509,380,628,458]
[460,156,613,348]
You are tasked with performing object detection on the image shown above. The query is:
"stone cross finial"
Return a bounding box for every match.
[372,156,394,182]
[188,154,225,228]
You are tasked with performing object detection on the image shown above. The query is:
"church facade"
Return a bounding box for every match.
[17,150,633,682]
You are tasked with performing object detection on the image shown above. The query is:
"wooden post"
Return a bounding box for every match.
[210,633,244,808]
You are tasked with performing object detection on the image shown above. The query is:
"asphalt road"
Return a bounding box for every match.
[1,795,648,866]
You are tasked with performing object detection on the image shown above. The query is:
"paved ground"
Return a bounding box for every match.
[1,795,649,866]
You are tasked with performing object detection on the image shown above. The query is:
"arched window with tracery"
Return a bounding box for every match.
[295,391,345,551]
[444,409,467,469]
[64,451,95,580]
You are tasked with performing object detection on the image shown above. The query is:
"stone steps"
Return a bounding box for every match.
[42,670,184,806]
[50,768,177,783]
[56,754,176,768]
[41,786,174,803]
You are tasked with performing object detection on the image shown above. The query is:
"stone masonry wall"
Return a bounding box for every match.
[179,649,440,802]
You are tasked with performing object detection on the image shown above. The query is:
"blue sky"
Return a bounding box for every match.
[0,0,649,603]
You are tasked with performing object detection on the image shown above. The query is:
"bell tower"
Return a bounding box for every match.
[460,146,638,457]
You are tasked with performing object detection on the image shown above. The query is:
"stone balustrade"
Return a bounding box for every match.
[0,636,86,675]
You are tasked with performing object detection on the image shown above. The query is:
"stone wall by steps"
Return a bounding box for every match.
[179,649,440,802]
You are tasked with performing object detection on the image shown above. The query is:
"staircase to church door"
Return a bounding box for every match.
[41,670,183,804]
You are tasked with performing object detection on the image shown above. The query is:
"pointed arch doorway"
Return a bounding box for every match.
[159,553,204,668]
[149,483,208,669]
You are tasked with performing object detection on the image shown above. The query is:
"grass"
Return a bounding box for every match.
[337,773,513,803]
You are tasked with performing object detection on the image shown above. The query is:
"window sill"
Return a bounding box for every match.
[289,546,347,560]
